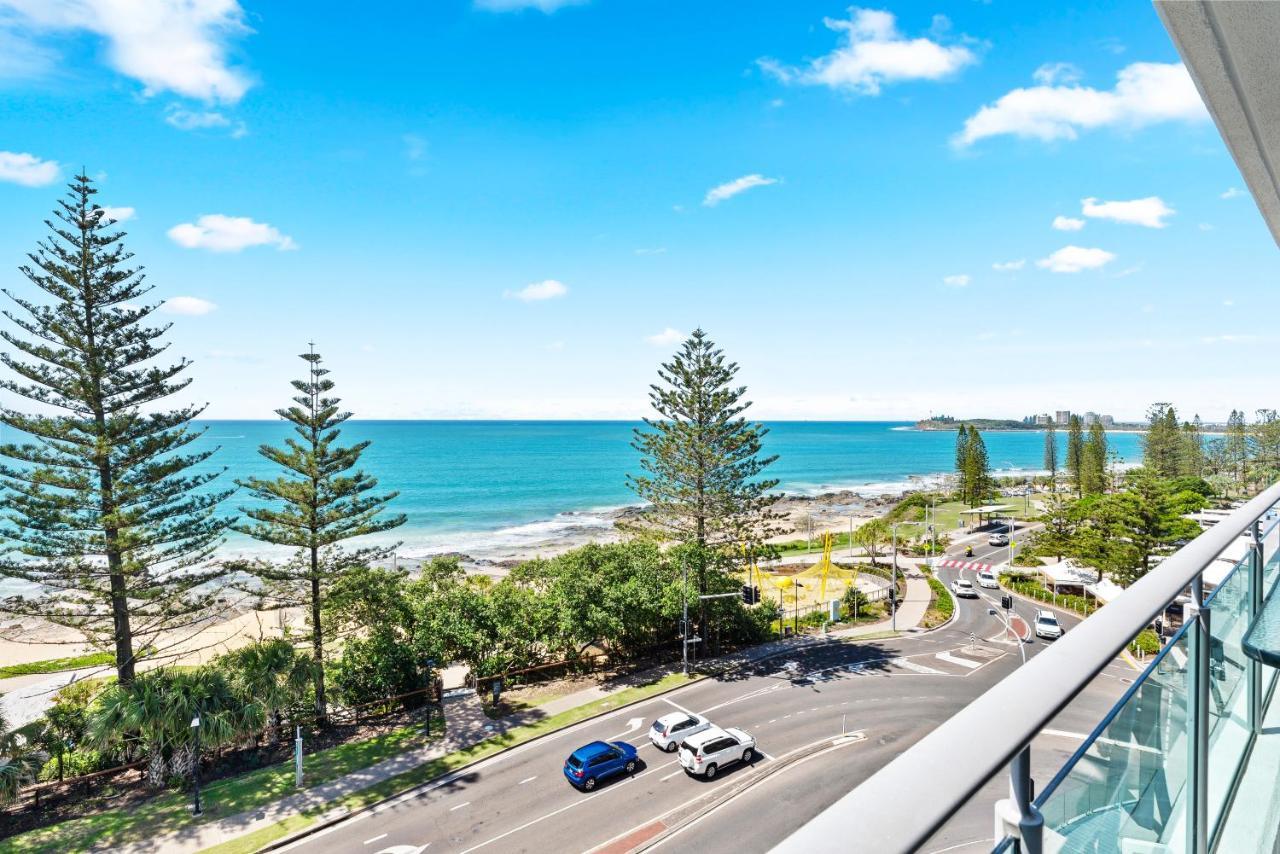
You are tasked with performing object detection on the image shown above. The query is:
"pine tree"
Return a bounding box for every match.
[954,425,971,503]
[1066,415,1085,497]
[626,329,782,651]
[0,175,234,687]
[1142,403,1182,478]
[234,348,406,723]
[1226,408,1248,492]
[1042,422,1058,491]
[1179,416,1206,478]
[962,425,990,507]
[1251,409,1280,486]
[1081,421,1108,495]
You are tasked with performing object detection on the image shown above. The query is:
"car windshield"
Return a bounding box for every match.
[678,741,695,754]
[567,755,583,768]
[957,580,971,587]
[1038,615,1057,625]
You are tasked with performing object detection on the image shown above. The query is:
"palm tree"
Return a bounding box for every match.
[89,669,264,787]
[217,640,314,743]
[0,701,43,802]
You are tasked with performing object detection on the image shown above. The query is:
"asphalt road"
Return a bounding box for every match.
[284,527,1131,854]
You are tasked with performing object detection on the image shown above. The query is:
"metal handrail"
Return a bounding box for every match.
[774,481,1280,854]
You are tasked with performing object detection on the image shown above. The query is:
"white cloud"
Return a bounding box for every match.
[505,279,568,302]
[992,259,1025,272]
[1220,187,1245,199]
[646,327,686,347]
[160,296,216,316]
[1223,299,1235,307]
[942,274,970,287]
[0,150,59,186]
[164,105,230,130]
[703,174,778,206]
[954,62,1208,147]
[1032,62,1082,86]
[1052,215,1085,231]
[0,0,254,103]
[1198,223,1214,232]
[1201,334,1258,345]
[759,7,976,96]
[168,214,297,252]
[97,205,135,222]
[1036,245,1116,273]
[474,0,587,11]
[1081,196,1174,228]
[634,247,667,255]
[403,133,426,160]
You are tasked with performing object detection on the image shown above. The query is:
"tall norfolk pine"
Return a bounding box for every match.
[0,176,234,687]
[233,349,405,723]
[626,330,781,653]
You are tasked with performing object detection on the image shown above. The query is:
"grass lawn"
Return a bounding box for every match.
[3,672,699,854]
[0,651,116,679]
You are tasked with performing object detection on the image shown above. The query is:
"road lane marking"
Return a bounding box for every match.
[768,719,777,723]
[890,657,944,675]
[518,776,537,785]
[450,801,471,811]
[662,697,695,714]
[363,834,387,845]
[660,768,685,781]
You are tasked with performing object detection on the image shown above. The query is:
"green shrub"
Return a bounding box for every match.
[38,748,108,782]
[1129,629,1161,656]
[329,632,425,707]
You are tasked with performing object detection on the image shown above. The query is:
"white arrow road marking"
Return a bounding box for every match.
[375,846,429,854]
[609,716,645,739]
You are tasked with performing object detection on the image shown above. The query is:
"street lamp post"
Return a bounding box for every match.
[681,558,690,675]
[190,714,203,817]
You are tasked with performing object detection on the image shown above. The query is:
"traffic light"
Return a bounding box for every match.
[741,585,760,605]
[1001,594,1013,611]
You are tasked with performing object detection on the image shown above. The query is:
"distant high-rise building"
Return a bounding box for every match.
[1101,414,1115,427]
[1084,411,1100,426]
[1055,410,1071,425]
[1035,414,1052,426]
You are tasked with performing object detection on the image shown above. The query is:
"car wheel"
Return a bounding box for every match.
[742,748,753,764]
[704,763,718,779]
[583,777,596,791]
[665,741,678,753]
[625,760,636,774]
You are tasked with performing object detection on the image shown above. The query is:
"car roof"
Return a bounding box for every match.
[955,578,972,585]
[570,740,612,760]
[657,711,699,725]
[1035,610,1058,620]
[681,725,730,747]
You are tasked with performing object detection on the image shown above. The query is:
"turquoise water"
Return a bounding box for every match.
[0,420,1144,572]
[180,420,1142,557]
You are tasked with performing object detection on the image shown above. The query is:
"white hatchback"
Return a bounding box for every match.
[648,712,711,752]
[976,570,1000,589]
[677,726,756,779]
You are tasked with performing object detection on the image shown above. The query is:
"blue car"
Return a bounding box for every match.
[563,740,639,791]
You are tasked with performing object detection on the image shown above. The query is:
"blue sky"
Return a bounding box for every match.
[0,0,1275,422]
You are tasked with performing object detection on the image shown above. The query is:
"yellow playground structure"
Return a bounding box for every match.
[746,533,869,614]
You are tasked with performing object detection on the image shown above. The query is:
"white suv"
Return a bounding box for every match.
[1034,610,1064,640]
[976,570,999,589]
[677,726,756,779]
[648,712,711,752]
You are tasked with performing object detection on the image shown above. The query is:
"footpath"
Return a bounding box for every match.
[119,573,932,854]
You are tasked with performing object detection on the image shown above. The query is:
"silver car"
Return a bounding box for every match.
[649,712,711,752]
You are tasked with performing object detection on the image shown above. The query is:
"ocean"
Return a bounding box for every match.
[0,421,1145,588]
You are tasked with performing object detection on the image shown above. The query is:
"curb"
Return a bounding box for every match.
[257,635,868,852]
[258,673,705,852]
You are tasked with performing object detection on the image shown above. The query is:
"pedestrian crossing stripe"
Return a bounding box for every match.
[939,559,993,571]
